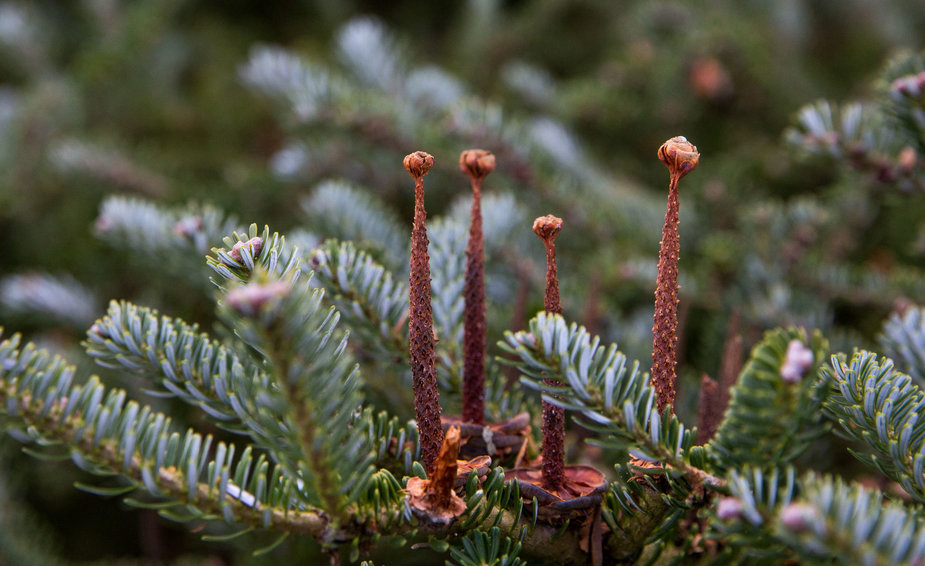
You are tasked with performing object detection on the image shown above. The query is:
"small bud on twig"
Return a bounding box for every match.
[405,151,444,474]
[229,237,264,263]
[226,280,289,317]
[716,497,744,521]
[461,149,495,425]
[779,502,820,533]
[651,136,699,413]
[658,136,700,181]
[780,339,814,383]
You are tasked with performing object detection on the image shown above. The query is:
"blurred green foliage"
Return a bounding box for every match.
[2,0,925,563]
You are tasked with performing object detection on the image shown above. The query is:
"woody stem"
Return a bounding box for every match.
[541,239,565,491]
[462,178,486,425]
[409,175,443,474]
[651,175,681,413]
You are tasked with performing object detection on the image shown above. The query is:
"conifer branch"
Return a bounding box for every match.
[219,272,372,516]
[95,196,239,284]
[715,467,925,564]
[0,333,330,539]
[880,305,925,386]
[708,328,829,472]
[824,350,925,502]
[302,180,408,271]
[310,239,409,362]
[85,300,257,428]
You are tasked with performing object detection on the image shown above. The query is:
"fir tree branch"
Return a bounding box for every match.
[429,217,467,391]
[715,467,925,565]
[302,181,408,272]
[0,333,330,539]
[96,196,239,285]
[309,239,409,363]
[85,300,258,428]
[0,271,98,329]
[824,350,925,502]
[218,271,374,517]
[707,328,830,472]
[880,305,925,387]
[206,224,304,289]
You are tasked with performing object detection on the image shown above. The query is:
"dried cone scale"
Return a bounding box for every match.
[460,149,495,425]
[533,214,566,492]
[651,136,700,413]
[404,151,444,474]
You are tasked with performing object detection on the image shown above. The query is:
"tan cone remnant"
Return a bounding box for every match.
[460,149,495,425]
[533,214,566,492]
[651,136,699,413]
[405,151,444,474]
[405,426,467,525]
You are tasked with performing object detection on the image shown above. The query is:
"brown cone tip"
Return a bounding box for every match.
[404,151,435,178]
[658,136,700,180]
[533,215,563,243]
[459,149,496,180]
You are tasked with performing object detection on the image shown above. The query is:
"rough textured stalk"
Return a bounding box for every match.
[533,214,565,492]
[698,310,742,443]
[404,151,443,474]
[460,149,495,425]
[650,136,699,414]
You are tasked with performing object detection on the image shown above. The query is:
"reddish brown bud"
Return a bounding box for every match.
[459,149,496,180]
[534,215,563,316]
[532,215,563,244]
[403,151,434,179]
[658,136,700,181]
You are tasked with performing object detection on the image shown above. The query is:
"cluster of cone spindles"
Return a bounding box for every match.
[403,136,699,518]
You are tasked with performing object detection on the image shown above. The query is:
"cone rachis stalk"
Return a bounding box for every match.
[405,151,444,474]
[650,136,699,413]
[533,214,566,492]
[460,149,495,425]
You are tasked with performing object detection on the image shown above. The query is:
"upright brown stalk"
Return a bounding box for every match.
[460,149,495,425]
[696,310,743,443]
[651,136,699,413]
[533,214,565,492]
[405,150,444,474]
